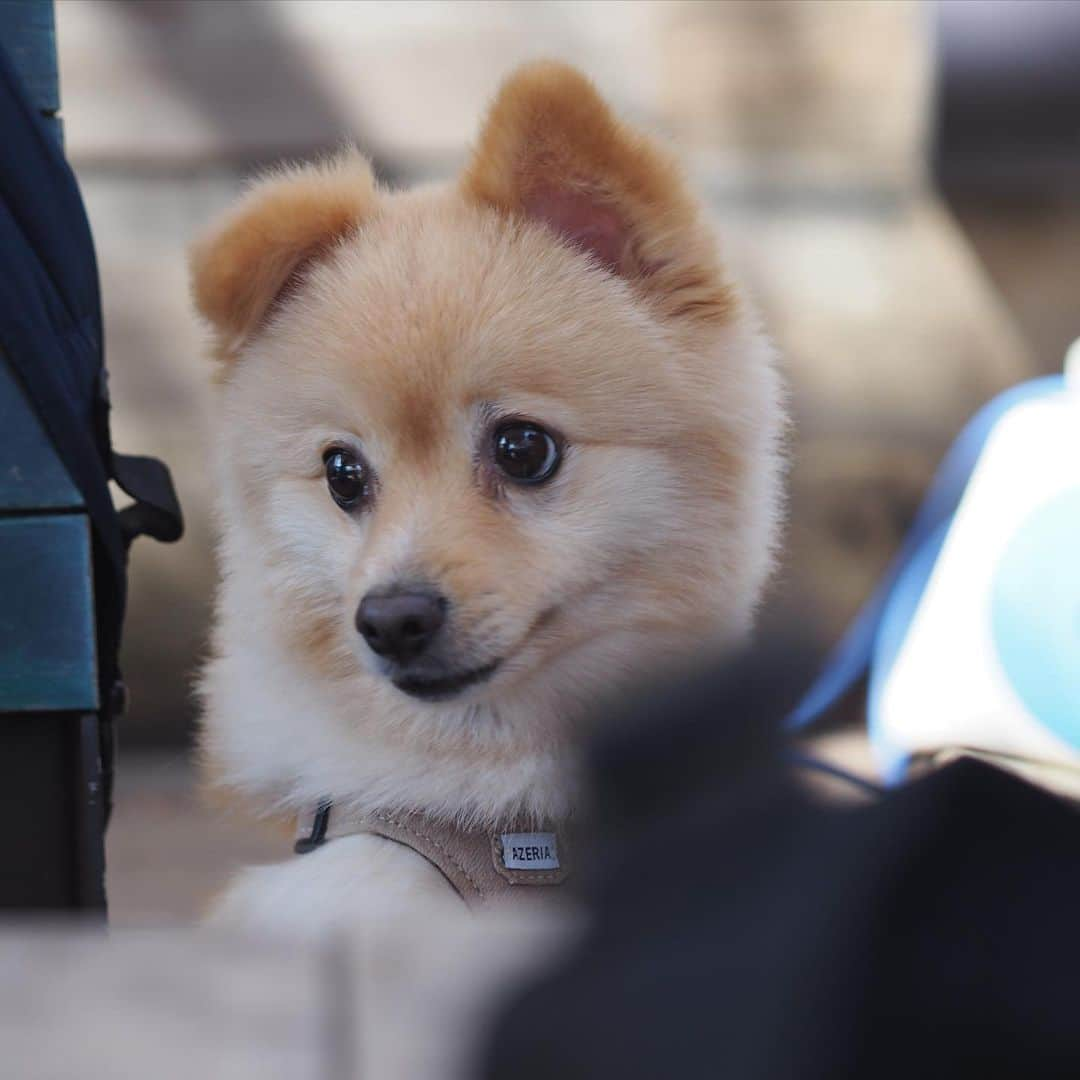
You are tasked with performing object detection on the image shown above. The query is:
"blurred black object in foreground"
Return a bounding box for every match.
[483,641,1080,1080]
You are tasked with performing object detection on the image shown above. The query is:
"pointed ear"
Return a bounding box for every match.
[461,62,735,324]
[190,149,376,359]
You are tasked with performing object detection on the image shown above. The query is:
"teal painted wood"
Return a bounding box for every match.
[0,353,84,510]
[0,1,95,715]
[0,514,98,712]
[0,0,60,144]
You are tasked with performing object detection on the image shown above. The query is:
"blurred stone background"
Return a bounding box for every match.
[48,0,1080,920]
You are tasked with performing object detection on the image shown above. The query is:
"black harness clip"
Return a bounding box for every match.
[294,799,333,854]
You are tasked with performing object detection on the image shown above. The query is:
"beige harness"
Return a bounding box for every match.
[294,801,574,909]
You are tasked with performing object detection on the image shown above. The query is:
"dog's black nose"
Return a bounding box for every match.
[356,588,447,662]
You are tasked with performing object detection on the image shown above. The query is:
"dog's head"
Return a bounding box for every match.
[192,63,782,749]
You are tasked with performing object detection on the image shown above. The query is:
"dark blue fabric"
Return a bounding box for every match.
[0,43,125,654]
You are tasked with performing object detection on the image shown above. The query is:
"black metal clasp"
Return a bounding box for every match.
[294,799,332,854]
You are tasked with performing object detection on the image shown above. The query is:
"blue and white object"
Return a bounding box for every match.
[792,341,1080,792]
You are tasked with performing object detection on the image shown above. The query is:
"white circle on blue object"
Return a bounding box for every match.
[990,486,1080,748]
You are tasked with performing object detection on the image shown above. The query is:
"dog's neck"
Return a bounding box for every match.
[202,627,583,829]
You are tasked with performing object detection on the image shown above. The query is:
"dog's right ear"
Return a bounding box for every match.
[461,62,735,326]
[189,149,376,360]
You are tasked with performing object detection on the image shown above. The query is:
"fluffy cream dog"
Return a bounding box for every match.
[190,62,783,933]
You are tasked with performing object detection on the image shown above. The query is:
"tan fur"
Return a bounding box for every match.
[190,148,377,361]
[189,63,784,933]
[462,62,737,325]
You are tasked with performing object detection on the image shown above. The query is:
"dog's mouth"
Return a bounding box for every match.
[391,660,500,701]
[379,603,562,702]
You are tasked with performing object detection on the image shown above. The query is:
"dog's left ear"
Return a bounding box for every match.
[461,62,734,324]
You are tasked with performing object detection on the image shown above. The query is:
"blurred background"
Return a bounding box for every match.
[52,0,1080,922]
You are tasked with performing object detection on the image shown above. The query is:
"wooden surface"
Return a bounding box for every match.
[0,514,96,712]
[0,911,573,1080]
[0,930,344,1079]
[105,752,285,925]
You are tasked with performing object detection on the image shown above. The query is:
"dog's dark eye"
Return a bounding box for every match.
[493,421,561,484]
[323,448,370,510]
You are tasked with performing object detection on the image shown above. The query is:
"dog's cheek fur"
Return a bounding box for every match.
[215,369,365,683]
[416,447,684,673]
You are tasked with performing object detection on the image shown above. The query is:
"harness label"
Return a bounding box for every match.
[500,831,560,871]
